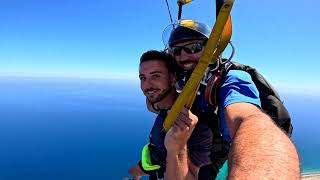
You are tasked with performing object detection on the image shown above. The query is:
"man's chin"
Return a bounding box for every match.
[184,67,195,71]
[147,97,159,104]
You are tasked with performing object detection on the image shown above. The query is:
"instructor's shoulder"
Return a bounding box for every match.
[224,70,252,83]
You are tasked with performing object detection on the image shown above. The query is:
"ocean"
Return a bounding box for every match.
[0,77,319,179]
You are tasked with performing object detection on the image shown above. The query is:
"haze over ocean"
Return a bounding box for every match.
[0,77,319,179]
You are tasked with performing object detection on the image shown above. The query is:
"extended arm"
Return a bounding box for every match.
[225,102,300,179]
[164,107,199,180]
[128,162,147,180]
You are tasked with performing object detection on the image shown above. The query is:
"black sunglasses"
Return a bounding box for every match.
[170,42,205,56]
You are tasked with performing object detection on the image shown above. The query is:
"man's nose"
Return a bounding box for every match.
[142,79,153,91]
[177,50,190,62]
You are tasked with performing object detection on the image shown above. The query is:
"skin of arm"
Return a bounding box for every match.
[225,102,300,179]
[128,162,147,180]
[164,107,199,180]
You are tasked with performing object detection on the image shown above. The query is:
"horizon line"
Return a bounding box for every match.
[0,74,319,97]
[0,73,139,81]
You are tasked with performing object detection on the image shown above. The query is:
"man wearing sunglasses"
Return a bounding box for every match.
[163,19,300,179]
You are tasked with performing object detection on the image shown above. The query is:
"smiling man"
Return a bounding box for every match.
[163,19,300,179]
[139,51,177,111]
[128,50,215,180]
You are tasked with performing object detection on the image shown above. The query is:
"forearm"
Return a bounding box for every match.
[228,113,300,179]
[164,108,199,180]
[165,146,188,180]
[165,148,199,180]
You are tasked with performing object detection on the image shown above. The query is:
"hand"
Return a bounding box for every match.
[128,163,145,180]
[164,107,198,154]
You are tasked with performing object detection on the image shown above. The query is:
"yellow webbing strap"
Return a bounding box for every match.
[186,16,232,108]
[212,15,232,63]
[163,0,234,131]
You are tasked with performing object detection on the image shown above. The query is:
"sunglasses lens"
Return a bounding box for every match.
[172,47,182,55]
[188,43,203,54]
[182,47,192,54]
[171,43,204,55]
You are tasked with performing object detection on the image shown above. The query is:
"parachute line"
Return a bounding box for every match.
[165,0,174,24]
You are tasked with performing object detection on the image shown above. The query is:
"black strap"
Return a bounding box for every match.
[216,0,224,17]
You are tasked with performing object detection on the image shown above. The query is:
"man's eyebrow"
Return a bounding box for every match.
[150,71,162,74]
[139,71,163,78]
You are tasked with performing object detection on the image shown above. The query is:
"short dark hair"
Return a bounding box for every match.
[140,50,176,74]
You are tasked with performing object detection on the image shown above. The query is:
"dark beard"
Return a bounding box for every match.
[148,86,174,105]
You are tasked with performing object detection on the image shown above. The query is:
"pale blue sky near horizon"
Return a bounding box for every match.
[0,0,319,95]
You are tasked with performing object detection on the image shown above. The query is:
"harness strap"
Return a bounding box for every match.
[205,70,223,105]
[211,16,232,63]
[141,144,161,171]
[205,62,233,105]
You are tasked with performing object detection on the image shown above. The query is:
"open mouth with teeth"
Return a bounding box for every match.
[144,89,159,97]
[181,61,198,70]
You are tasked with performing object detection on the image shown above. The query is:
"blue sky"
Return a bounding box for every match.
[0,0,319,94]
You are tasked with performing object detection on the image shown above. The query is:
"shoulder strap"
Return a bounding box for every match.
[229,62,281,99]
[205,61,293,136]
[204,61,232,105]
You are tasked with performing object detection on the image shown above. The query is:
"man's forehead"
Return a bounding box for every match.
[139,60,167,73]
[140,59,166,67]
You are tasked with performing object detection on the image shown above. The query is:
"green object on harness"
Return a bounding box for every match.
[141,144,161,171]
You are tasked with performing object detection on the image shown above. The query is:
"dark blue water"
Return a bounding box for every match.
[282,93,320,174]
[0,77,156,180]
[0,77,319,179]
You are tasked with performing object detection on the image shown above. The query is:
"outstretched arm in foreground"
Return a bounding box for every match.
[225,102,300,179]
[164,107,199,180]
[128,162,147,180]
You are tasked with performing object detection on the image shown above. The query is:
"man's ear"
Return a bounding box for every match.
[170,73,177,87]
